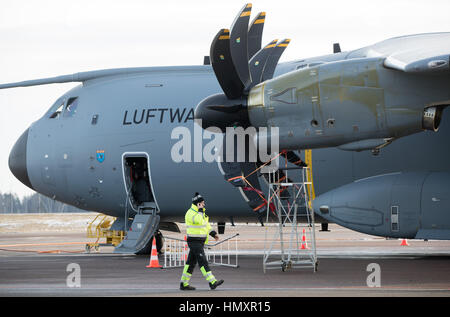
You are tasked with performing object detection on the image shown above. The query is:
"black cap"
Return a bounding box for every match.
[192,192,205,205]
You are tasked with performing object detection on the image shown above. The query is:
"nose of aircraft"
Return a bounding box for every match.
[9,128,34,190]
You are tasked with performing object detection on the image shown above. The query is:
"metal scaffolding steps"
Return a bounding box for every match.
[263,166,318,273]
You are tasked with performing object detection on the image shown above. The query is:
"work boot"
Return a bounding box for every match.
[180,283,196,291]
[209,279,224,290]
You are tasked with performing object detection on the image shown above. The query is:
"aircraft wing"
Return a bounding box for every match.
[370,33,450,74]
[0,66,208,89]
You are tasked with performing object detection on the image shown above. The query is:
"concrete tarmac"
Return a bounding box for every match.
[0,253,450,297]
[0,223,449,297]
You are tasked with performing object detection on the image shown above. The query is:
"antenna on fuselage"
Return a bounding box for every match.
[333,43,341,53]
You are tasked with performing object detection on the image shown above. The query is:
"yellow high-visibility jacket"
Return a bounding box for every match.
[185,204,212,244]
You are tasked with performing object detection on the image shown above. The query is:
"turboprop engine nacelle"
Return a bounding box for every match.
[247,57,445,151]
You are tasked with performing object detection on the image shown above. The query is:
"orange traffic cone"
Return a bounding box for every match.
[400,239,409,246]
[300,229,309,250]
[146,238,162,268]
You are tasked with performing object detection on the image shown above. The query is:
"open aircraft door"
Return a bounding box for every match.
[115,152,161,254]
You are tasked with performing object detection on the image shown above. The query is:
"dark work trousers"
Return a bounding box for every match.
[186,239,211,274]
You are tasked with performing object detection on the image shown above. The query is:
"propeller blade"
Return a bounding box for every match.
[230,3,253,89]
[248,11,266,59]
[248,39,278,89]
[285,150,307,167]
[261,39,291,81]
[210,29,245,99]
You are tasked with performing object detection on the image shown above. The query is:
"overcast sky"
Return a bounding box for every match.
[1,0,449,198]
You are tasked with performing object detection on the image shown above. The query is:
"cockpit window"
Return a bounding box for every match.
[49,101,65,119]
[48,97,79,119]
[63,97,79,118]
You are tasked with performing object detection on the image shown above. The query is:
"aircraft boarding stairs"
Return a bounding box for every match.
[114,202,160,254]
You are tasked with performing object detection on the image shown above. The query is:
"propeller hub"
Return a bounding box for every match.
[195,93,249,131]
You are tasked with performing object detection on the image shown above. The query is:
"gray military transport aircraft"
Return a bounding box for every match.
[2,3,450,254]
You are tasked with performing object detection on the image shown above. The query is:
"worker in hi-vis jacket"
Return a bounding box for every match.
[179,192,224,290]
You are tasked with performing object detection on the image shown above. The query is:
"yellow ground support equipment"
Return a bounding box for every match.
[86,214,125,252]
